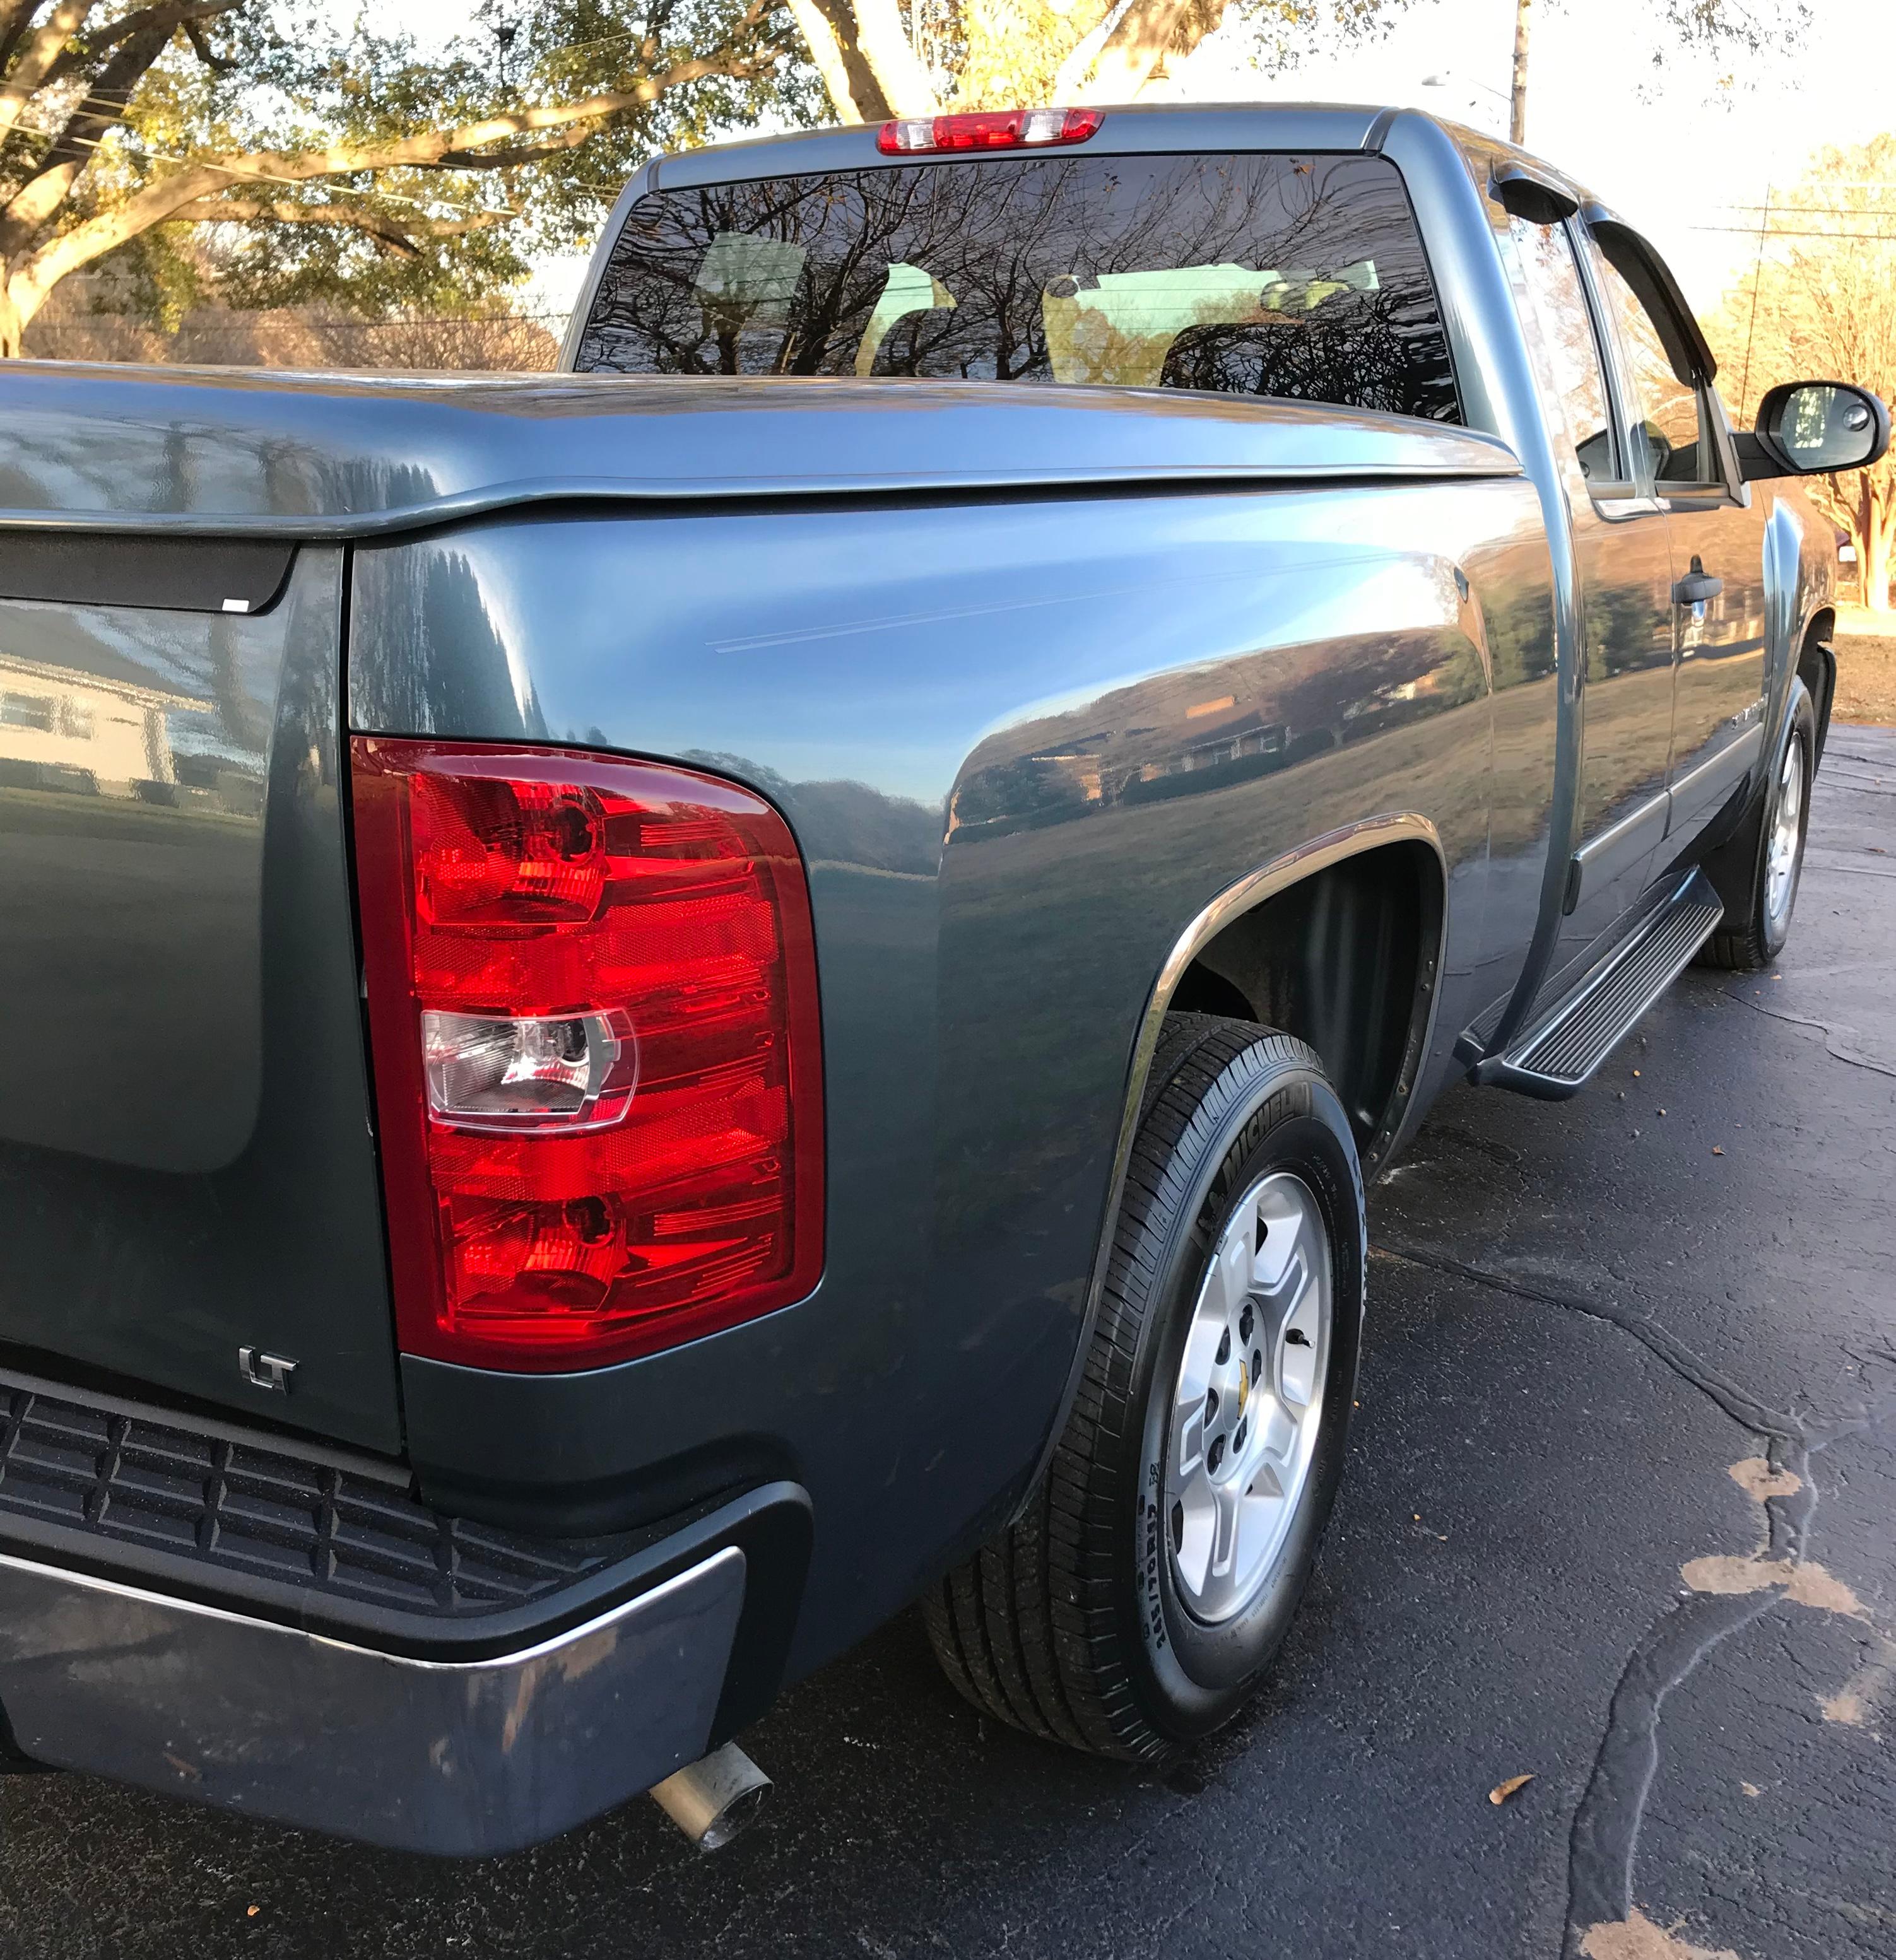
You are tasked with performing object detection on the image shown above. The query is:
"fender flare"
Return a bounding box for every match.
[1010,812,1449,1518]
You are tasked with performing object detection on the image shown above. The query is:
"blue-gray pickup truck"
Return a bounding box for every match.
[0,102,1883,1855]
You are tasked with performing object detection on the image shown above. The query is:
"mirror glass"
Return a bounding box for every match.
[1769,383,1880,471]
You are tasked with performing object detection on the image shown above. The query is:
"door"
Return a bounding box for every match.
[1503,208,1677,979]
[1581,226,1770,855]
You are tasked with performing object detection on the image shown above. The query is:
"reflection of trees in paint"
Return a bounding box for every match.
[946,620,1489,842]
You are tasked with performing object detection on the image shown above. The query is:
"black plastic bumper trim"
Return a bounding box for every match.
[0,1477,810,1668]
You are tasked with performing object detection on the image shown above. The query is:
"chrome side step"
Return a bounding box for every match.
[1469,868,1724,1101]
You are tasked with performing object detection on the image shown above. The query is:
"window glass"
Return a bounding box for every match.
[577,153,1461,422]
[1507,217,1616,483]
[1584,235,1716,486]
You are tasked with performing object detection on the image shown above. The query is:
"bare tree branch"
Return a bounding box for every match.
[0,0,48,69]
[787,0,873,121]
[8,33,782,308]
[170,195,513,257]
[1060,0,1206,101]
[181,16,233,69]
[38,0,243,83]
[0,18,176,255]
[844,0,937,115]
[0,0,97,141]
[791,0,891,119]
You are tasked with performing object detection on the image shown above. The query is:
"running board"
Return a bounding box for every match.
[1468,869,1724,1100]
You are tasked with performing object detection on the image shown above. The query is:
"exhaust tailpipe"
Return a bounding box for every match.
[649,1742,771,1850]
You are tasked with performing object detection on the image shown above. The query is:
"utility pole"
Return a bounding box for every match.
[1510,0,1530,146]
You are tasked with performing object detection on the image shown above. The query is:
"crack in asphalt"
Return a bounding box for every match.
[1721,987,1896,1079]
[1370,1243,1793,1441]
[1367,1239,1896,1958]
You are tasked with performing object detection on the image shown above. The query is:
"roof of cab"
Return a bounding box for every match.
[648,102,1396,189]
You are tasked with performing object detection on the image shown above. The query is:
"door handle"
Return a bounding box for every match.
[1673,559,1723,607]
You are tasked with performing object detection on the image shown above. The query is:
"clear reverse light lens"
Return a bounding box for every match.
[421,1009,635,1132]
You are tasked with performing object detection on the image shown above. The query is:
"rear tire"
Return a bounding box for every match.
[923,1014,1366,1761]
[1695,679,1815,972]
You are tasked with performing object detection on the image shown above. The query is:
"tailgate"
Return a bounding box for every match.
[0,539,400,1452]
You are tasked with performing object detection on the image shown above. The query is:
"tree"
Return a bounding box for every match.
[794,0,1814,140]
[0,0,816,356]
[1704,136,1896,611]
[791,0,1418,123]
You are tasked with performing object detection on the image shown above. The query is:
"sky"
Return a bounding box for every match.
[393,0,1896,325]
[1171,0,1896,315]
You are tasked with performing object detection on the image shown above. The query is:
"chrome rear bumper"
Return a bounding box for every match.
[0,1542,746,1855]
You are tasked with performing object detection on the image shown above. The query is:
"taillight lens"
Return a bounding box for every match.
[876,107,1102,155]
[350,739,824,1372]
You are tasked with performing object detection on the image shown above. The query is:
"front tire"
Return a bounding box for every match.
[1696,679,1816,971]
[923,1014,1366,1761]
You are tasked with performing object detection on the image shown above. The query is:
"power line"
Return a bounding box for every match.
[1689,223,1896,241]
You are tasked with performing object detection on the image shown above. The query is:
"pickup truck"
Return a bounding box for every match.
[0,102,1884,1857]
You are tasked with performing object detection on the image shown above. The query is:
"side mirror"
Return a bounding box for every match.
[1739,380,1891,481]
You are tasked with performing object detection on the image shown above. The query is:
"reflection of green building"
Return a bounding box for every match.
[0,647,196,797]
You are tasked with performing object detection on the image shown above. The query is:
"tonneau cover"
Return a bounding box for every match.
[0,365,1521,539]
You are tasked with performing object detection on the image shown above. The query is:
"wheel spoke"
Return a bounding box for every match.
[1174,1458,1218,1599]
[1163,1168,1336,1624]
[1172,1392,1206,1482]
[1213,1201,1256,1318]
[1209,1477,1242,1579]
[1256,1394,1298,1464]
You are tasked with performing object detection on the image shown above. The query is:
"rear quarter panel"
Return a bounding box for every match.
[349,475,1555,1669]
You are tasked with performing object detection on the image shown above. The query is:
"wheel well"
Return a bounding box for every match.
[1799,606,1836,762]
[1166,841,1442,1163]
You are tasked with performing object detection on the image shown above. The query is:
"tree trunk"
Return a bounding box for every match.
[1864,515,1893,613]
[1510,0,1530,146]
[1064,0,1213,103]
[787,0,876,119]
[848,0,938,114]
[0,279,23,359]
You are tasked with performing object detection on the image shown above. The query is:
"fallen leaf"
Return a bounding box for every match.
[247,1906,260,1918]
[1632,1069,1641,1077]
[1489,1773,1534,1805]
[1712,1146,1724,1156]
[1658,1107,1667,1116]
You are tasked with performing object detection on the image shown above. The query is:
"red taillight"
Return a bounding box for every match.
[350,739,824,1372]
[876,107,1102,155]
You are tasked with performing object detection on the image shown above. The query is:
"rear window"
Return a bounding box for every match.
[574,152,1460,423]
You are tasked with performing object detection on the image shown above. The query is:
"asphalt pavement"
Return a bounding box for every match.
[4,729,1894,1960]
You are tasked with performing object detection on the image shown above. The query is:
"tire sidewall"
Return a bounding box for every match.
[1755,683,1816,961]
[1119,1047,1365,1740]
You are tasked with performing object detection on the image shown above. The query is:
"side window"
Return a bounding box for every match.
[1584,234,1717,489]
[1507,217,1618,486]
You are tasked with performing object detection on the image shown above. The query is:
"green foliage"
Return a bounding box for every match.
[1,0,822,329]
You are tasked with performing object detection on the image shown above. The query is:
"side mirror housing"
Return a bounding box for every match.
[1737,380,1890,481]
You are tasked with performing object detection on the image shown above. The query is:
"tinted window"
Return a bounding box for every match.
[1507,217,1616,484]
[576,153,1460,423]
[1585,234,1716,487]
